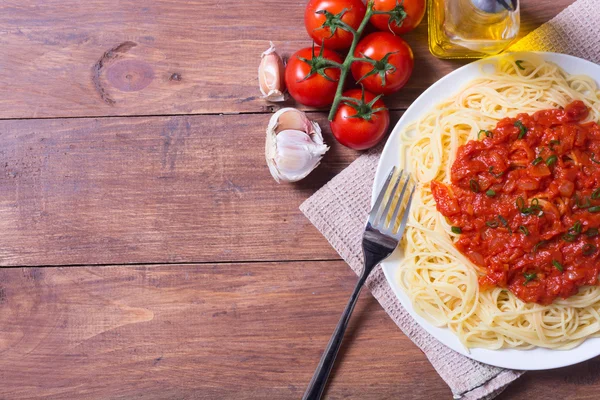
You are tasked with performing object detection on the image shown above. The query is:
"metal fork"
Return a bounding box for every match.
[302,166,415,400]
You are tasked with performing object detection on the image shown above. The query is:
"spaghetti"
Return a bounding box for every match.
[398,54,600,349]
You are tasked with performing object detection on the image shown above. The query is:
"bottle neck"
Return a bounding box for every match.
[470,0,517,14]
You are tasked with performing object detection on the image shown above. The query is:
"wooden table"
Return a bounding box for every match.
[2,1,594,399]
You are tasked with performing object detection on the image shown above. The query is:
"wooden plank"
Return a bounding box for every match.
[0,111,384,266]
[0,261,451,399]
[0,0,573,119]
[2,261,598,399]
[499,361,600,400]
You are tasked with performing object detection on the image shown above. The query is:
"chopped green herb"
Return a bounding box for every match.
[486,189,496,197]
[589,206,600,213]
[486,220,499,228]
[469,179,480,193]
[519,225,530,236]
[552,260,564,272]
[497,215,511,234]
[549,140,561,147]
[532,157,543,166]
[591,153,600,164]
[563,221,582,242]
[517,197,543,216]
[533,240,548,253]
[451,226,462,234]
[586,228,599,237]
[498,215,508,227]
[569,221,583,235]
[489,166,504,178]
[523,272,537,285]
[583,244,597,256]
[576,195,592,209]
[515,120,527,139]
[515,60,525,70]
[546,155,558,167]
[478,129,493,139]
[592,188,600,200]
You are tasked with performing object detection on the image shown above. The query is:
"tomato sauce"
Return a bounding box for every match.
[431,101,600,305]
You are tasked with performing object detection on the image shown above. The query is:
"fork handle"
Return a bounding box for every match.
[302,272,368,400]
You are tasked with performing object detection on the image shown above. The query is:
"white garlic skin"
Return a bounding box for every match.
[258,42,286,102]
[265,108,329,183]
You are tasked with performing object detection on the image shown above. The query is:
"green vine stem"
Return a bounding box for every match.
[327,0,376,121]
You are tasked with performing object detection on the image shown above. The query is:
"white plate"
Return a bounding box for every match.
[372,52,600,370]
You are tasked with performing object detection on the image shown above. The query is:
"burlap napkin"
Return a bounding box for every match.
[300,1,600,398]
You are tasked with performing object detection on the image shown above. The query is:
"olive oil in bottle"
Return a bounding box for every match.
[428,0,520,59]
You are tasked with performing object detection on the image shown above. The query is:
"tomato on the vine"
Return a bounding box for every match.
[371,0,426,35]
[330,88,390,150]
[285,46,343,108]
[304,0,366,50]
[350,32,414,95]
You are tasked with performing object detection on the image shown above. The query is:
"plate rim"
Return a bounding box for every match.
[371,51,600,370]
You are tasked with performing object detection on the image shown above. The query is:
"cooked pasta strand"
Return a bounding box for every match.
[398,54,600,349]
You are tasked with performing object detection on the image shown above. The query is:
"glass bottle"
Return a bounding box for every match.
[428,0,520,59]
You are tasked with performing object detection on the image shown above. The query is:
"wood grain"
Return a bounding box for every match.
[0,261,451,399]
[0,111,396,266]
[0,0,573,119]
[500,360,600,400]
[2,261,600,400]
[3,0,596,399]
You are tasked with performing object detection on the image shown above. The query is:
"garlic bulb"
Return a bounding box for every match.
[258,42,286,102]
[265,108,329,183]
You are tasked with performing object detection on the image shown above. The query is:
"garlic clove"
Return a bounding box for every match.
[265,108,329,183]
[259,42,286,102]
[272,129,328,181]
[268,107,312,134]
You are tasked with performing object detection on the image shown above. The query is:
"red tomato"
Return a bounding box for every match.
[305,0,366,50]
[351,32,414,95]
[285,46,343,108]
[330,89,390,150]
[371,0,426,35]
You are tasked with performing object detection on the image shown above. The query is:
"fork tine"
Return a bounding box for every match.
[394,183,415,239]
[388,174,411,231]
[368,166,396,225]
[376,169,404,227]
